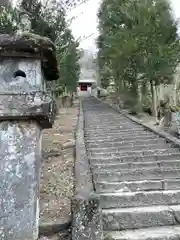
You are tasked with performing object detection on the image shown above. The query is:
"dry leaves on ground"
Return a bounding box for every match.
[39,106,78,239]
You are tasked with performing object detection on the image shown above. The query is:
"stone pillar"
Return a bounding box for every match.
[0,33,58,240]
[0,121,41,240]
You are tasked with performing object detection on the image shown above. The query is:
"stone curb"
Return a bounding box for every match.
[72,99,103,240]
[97,98,180,148]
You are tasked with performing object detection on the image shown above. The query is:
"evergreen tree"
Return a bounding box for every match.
[97,0,180,112]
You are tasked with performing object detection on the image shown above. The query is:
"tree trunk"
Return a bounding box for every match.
[131,80,139,103]
[155,85,159,121]
[150,80,157,117]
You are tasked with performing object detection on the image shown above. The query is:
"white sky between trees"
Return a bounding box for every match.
[69,0,180,52]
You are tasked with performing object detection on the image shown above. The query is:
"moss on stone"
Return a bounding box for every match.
[0,32,59,81]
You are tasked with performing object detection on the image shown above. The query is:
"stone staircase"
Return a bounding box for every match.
[82,98,180,240]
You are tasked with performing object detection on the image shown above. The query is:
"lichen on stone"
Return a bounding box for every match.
[0,32,59,81]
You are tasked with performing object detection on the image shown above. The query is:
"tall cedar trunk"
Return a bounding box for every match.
[131,79,139,103]
[150,80,157,117]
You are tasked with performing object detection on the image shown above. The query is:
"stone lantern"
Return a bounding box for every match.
[0,32,59,239]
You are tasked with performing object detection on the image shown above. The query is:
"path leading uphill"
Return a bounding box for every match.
[83,97,180,240]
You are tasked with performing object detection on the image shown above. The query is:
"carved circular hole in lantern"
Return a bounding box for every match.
[13,70,26,78]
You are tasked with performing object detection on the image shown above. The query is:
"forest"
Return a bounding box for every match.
[97,0,180,116]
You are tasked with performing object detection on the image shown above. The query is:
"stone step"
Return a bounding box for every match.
[94,168,180,182]
[86,119,135,122]
[84,119,134,125]
[85,126,145,131]
[91,160,180,172]
[88,143,172,153]
[85,134,158,143]
[85,125,140,131]
[90,153,180,164]
[83,99,180,238]
[90,153,180,165]
[84,130,157,140]
[85,124,137,129]
[95,179,180,193]
[100,190,180,209]
[85,127,145,134]
[85,124,143,128]
[87,138,167,148]
[102,205,180,230]
[104,225,180,240]
[85,131,155,138]
[90,148,180,158]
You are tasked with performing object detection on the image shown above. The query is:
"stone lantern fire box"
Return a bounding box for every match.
[0,33,59,240]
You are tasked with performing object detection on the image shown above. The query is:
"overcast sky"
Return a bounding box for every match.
[171,0,180,18]
[68,0,101,51]
[69,0,180,51]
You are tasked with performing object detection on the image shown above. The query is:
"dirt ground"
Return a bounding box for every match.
[39,105,78,239]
